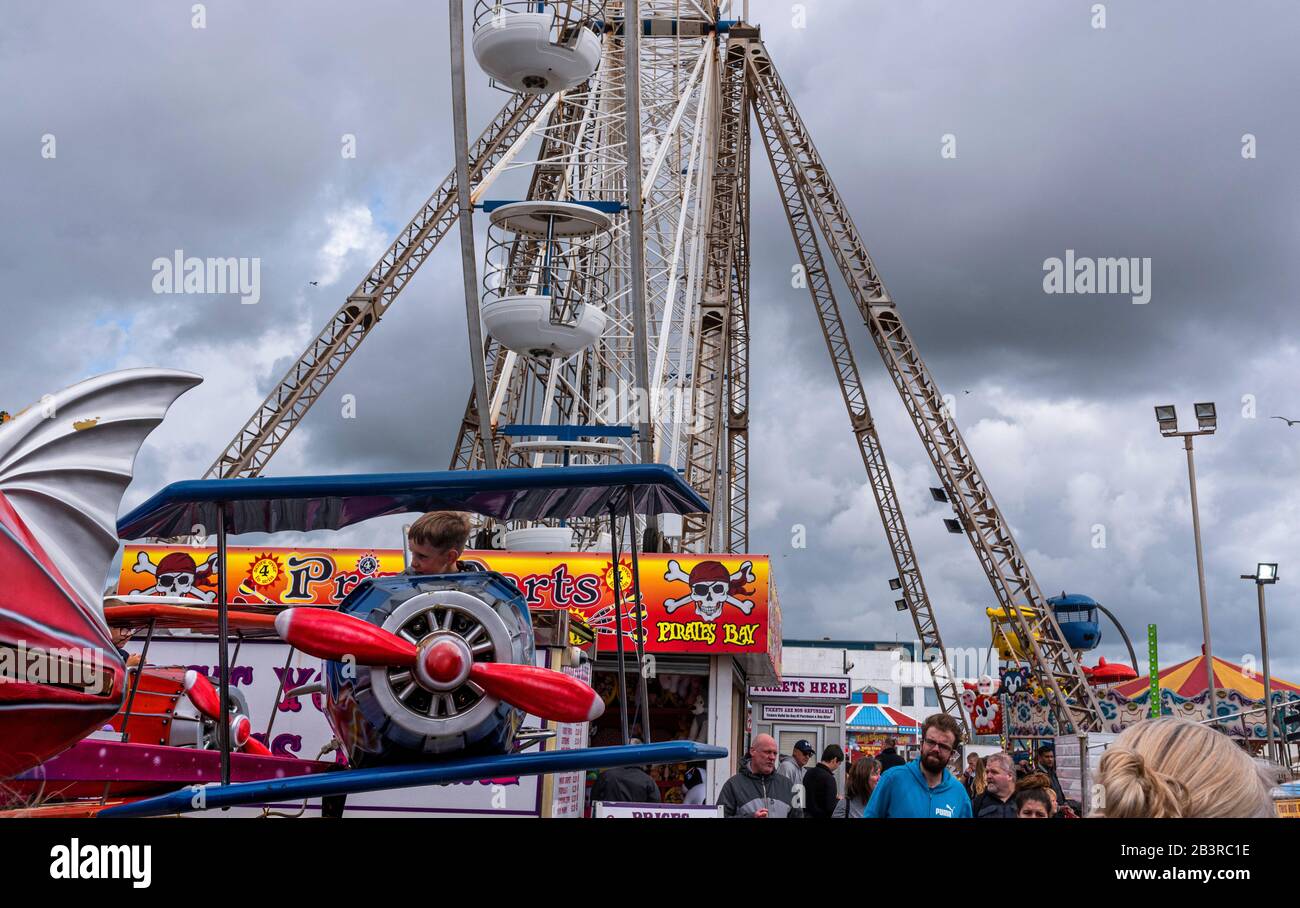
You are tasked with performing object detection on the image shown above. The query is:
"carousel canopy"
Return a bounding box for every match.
[1113,653,1300,700]
[851,686,888,704]
[846,704,920,733]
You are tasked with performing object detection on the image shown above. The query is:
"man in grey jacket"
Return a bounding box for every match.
[776,738,814,786]
[970,752,1017,818]
[719,734,799,818]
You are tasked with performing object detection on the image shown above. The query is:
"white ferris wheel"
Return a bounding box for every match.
[203,1,1110,737]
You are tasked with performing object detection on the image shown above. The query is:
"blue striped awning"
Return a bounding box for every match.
[845,704,921,733]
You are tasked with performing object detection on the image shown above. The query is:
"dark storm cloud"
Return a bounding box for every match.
[756,0,1300,397]
[746,0,1300,676]
[1,1,501,400]
[4,1,1298,680]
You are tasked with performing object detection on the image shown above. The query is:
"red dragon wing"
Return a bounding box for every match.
[0,369,200,778]
[0,368,201,620]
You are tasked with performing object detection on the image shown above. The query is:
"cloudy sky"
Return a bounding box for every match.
[4,1,1298,682]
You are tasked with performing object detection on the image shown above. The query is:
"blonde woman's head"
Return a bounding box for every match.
[1096,718,1275,818]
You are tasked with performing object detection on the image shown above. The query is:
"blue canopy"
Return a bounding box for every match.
[98,741,728,818]
[117,464,707,539]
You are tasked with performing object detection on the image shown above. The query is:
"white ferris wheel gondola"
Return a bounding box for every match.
[471,0,606,94]
[502,526,577,552]
[481,199,613,359]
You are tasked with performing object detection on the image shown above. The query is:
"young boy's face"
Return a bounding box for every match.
[408,539,459,575]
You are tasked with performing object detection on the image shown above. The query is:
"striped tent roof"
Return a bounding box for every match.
[845,704,921,732]
[1113,654,1300,700]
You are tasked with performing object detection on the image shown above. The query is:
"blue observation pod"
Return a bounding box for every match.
[1048,593,1102,651]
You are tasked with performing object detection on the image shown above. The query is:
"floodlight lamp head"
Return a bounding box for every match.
[1194,402,1217,432]
[894,598,908,612]
[1154,405,1179,436]
[1257,563,1279,584]
[889,578,902,591]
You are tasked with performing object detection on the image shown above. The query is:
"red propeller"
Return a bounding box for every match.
[187,670,277,756]
[276,607,603,723]
[275,607,417,667]
[183,669,222,721]
[241,734,273,757]
[230,714,252,749]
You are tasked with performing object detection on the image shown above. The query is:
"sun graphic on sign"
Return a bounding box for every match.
[601,560,633,597]
[243,552,288,601]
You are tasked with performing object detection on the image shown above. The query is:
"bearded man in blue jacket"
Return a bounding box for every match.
[863,713,972,818]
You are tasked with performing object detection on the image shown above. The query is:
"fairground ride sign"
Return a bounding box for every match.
[117,546,781,670]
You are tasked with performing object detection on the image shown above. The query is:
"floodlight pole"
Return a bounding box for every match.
[1181,434,1218,728]
[1256,580,1276,763]
[1242,572,1277,763]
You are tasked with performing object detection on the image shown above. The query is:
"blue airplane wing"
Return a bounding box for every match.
[98,741,727,818]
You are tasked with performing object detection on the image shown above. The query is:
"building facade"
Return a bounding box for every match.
[780,639,951,726]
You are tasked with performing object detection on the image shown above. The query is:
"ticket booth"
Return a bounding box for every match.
[747,674,850,783]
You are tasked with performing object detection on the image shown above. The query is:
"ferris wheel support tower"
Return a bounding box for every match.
[202,3,1102,734]
[743,36,1102,733]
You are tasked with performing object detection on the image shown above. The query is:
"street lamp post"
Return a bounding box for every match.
[1241,564,1279,763]
[1155,403,1219,727]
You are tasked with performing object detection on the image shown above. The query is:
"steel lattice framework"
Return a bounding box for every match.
[679,34,748,552]
[746,33,968,736]
[204,91,552,480]
[203,4,1102,732]
[744,39,1101,732]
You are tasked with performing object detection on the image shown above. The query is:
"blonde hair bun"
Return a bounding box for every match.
[1095,718,1274,818]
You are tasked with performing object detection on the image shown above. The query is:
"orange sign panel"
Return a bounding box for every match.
[119,545,401,606]
[117,546,777,658]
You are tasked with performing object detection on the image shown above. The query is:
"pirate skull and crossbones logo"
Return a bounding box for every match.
[663,559,756,623]
[132,550,220,601]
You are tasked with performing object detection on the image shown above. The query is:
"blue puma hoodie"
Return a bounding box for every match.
[862,758,972,818]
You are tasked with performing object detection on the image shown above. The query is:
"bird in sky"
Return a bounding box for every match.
[1271,416,1300,427]
[309,281,319,286]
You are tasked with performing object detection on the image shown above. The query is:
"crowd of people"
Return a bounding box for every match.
[700,714,1280,818]
[959,741,1079,818]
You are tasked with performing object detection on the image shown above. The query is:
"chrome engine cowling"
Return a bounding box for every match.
[323,573,532,765]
